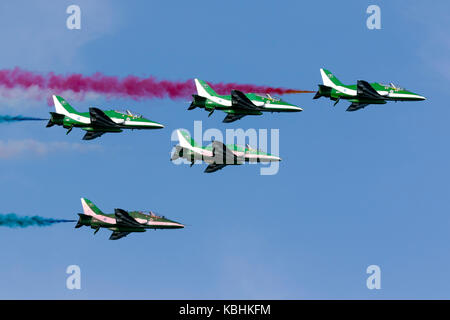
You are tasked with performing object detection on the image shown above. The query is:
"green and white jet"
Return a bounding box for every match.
[46,95,164,140]
[171,130,281,173]
[188,79,303,123]
[313,68,426,111]
[75,198,184,240]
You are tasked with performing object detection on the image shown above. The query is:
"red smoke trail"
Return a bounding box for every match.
[0,68,314,103]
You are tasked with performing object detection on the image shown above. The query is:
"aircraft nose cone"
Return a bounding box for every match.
[273,156,282,161]
[412,93,426,101]
[289,105,303,112]
[170,221,184,228]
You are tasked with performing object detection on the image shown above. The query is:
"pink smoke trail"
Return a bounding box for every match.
[0,68,313,104]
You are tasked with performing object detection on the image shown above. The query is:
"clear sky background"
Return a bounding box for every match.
[0,0,449,299]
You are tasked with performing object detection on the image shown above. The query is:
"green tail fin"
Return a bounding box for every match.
[320,68,345,87]
[194,79,218,97]
[177,130,201,148]
[81,198,105,216]
[52,95,78,115]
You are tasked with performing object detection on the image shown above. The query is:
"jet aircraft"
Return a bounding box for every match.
[171,130,281,173]
[75,198,184,240]
[313,68,426,111]
[46,95,164,140]
[188,79,303,123]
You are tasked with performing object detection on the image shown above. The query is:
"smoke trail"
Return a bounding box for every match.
[0,115,47,123]
[0,213,75,228]
[0,139,101,159]
[0,67,314,103]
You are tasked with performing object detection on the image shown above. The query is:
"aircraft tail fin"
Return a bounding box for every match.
[80,198,105,217]
[176,130,201,149]
[194,79,218,98]
[52,95,78,116]
[320,68,344,88]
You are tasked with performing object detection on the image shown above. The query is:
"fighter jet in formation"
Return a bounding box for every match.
[75,198,184,240]
[46,95,164,140]
[313,68,426,111]
[171,130,281,173]
[188,79,303,123]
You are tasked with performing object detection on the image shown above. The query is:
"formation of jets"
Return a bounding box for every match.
[16,68,427,239]
[46,69,426,141]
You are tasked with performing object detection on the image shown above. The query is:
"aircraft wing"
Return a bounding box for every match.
[356,80,385,100]
[89,107,121,128]
[231,90,261,110]
[223,113,247,123]
[114,208,144,228]
[204,163,227,173]
[82,131,106,140]
[212,140,242,165]
[346,103,369,112]
[109,231,131,240]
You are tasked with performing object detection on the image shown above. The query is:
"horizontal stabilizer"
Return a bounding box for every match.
[46,112,65,127]
[171,145,184,161]
[189,95,207,110]
[109,231,131,240]
[223,113,247,123]
[313,85,332,100]
[82,131,106,140]
[75,213,91,229]
[204,163,227,173]
[346,103,369,112]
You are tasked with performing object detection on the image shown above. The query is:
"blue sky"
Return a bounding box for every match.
[0,0,449,299]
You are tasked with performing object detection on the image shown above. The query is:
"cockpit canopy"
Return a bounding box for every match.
[255,93,281,102]
[115,109,143,118]
[245,143,264,153]
[138,210,164,219]
[380,82,405,90]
